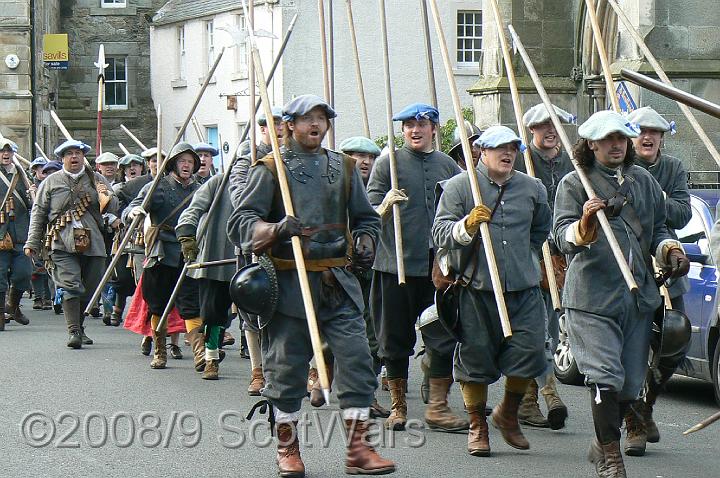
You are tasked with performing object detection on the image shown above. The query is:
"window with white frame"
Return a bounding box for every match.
[101,0,126,8]
[177,25,186,79]
[456,10,482,67]
[234,14,248,75]
[104,56,128,109]
[206,20,216,69]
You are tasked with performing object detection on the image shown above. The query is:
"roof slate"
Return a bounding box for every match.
[152,0,264,26]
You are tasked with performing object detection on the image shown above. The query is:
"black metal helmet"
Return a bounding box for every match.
[652,307,692,358]
[165,142,200,174]
[448,120,482,161]
[229,255,278,327]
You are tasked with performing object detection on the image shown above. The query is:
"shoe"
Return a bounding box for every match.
[518,380,550,428]
[540,374,568,430]
[624,401,647,457]
[276,422,305,478]
[310,364,333,408]
[467,404,491,457]
[102,313,111,326]
[642,399,660,443]
[67,330,82,349]
[248,367,264,396]
[222,331,235,346]
[42,299,53,310]
[90,306,101,318]
[110,307,122,326]
[385,378,408,430]
[7,288,29,325]
[490,390,530,450]
[369,398,391,419]
[53,302,62,315]
[81,327,93,345]
[202,360,219,380]
[33,298,44,310]
[344,419,396,475]
[424,377,469,432]
[420,353,431,405]
[168,344,183,360]
[589,439,626,478]
[186,327,205,372]
[150,316,167,369]
[140,336,152,356]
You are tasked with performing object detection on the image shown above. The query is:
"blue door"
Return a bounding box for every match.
[206,126,221,171]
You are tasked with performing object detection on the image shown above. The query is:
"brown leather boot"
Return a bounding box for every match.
[307,367,318,393]
[7,287,29,325]
[623,402,647,456]
[186,327,206,372]
[344,419,396,475]
[588,438,610,478]
[385,378,408,430]
[540,374,568,430]
[466,404,490,457]
[424,377,469,432]
[601,441,627,477]
[310,365,333,407]
[491,390,530,450]
[518,380,549,428]
[248,367,264,396]
[642,394,660,443]
[276,422,305,478]
[370,397,391,419]
[150,315,167,369]
[202,360,219,380]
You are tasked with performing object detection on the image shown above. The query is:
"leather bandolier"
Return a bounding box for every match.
[256,149,355,272]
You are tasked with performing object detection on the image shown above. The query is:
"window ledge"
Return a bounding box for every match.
[90,6,137,16]
[171,79,187,89]
[231,71,248,81]
[454,66,480,76]
[198,76,217,85]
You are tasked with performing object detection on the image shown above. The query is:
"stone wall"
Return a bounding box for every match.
[57,0,165,158]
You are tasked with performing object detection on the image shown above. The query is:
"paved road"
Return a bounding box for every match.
[1,299,719,477]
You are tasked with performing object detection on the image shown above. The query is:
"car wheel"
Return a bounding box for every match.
[711,342,720,406]
[553,312,585,386]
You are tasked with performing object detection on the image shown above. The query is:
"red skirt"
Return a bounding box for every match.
[123,275,186,336]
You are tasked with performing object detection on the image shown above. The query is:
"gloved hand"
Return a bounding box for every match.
[578,197,605,243]
[464,204,492,236]
[376,189,408,218]
[127,205,147,221]
[178,236,199,262]
[351,234,375,273]
[251,216,302,254]
[667,247,690,278]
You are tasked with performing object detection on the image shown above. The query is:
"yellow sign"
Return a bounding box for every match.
[43,34,69,70]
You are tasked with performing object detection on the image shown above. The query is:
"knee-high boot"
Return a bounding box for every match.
[150,314,167,369]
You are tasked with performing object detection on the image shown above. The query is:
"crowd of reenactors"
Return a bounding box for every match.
[0,95,697,478]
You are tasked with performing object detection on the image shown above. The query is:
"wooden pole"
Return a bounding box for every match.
[585,0,621,112]
[508,24,638,292]
[191,117,205,142]
[85,47,226,315]
[684,410,720,435]
[328,0,335,110]
[118,143,130,156]
[378,0,406,285]
[419,0,441,150]
[12,153,32,168]
[487,0,561,311]
[427,0,511,337]
[345,0,370,137]
[35,142,50,162]
[317,0,335,149]
[249,0,257,164]
[606,0,720,169]
[120,124,148,151]
[242,0,332,405]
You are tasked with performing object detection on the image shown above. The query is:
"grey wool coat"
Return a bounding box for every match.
[0,165,32,244]
[176,174,235,281]
[230,143,380,319]
[635,153,691,298]
[553,162,676,317]
[366,146,461,277]
[514,145,574,212]
[432,162,551,291]
[26,169,118,257]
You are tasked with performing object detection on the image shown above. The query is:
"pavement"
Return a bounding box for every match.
[1,297,719,478]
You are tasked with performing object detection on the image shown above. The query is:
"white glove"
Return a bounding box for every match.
[376,188,408,218]
[127,206,147,221]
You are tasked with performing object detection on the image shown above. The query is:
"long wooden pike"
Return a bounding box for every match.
[427,0,512,337]
[684,410,720,435]
[120,124,148,150]
[317,0,335,149]
[606,0,720,169]
[242,0,332,406]
[585,0,621,112]
[378,0,406,285]
[345,0,370,137]
[419,0,441,150]
[34,142,50,162]
[487,0,561,311]
[94,44,108,155]
[508,24,638,293]
[155,13,300,331]
[85,47,226,316]
[248,0,257,164]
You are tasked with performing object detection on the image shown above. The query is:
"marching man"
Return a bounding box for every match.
[432,126,551,457]
[230,95,395,477]
[553,111,689,478]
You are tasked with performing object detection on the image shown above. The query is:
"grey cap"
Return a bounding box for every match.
[95,152,120,164]
[141,147,167,159]
[523,104,576,128]
[257,107,284,126]
[625,106,675,134]
[282,94,337,121]
[578,110,639,141]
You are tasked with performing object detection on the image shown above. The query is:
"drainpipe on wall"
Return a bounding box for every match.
[29,0,38,153]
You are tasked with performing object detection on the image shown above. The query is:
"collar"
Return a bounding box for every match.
[288,138,323,156]
[530,143,561,162]
[595,161,625,183]
[402,145,435,159]
[170,172,195,188]
[63,167,85,180]
[1,163,16,174]
[635,153,660,170]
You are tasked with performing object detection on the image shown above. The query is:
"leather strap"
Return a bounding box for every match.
[268,254,348,272]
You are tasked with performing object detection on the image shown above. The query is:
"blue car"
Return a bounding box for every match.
[554,192,720,406]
